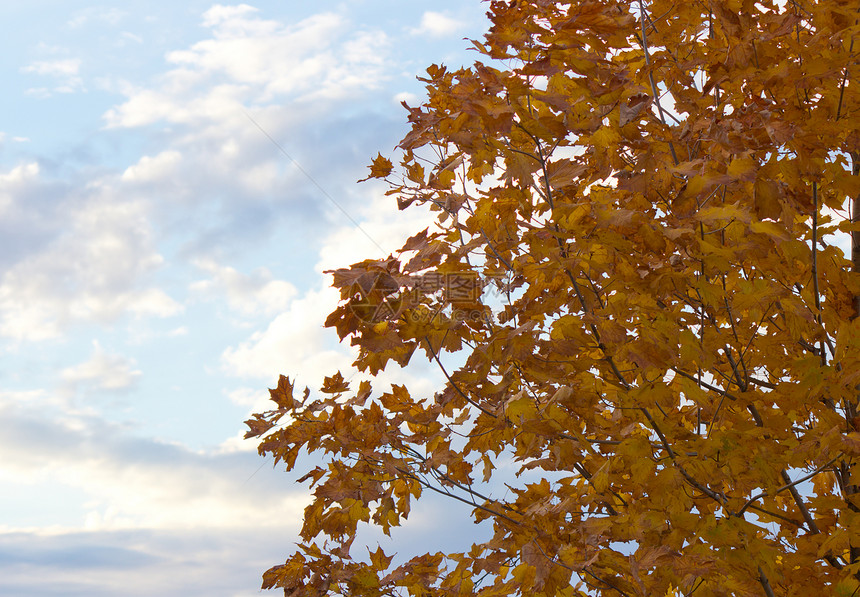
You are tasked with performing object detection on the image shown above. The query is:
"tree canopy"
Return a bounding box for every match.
[246,0,860,595]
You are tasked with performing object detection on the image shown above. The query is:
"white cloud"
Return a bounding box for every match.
[315,191,438,271]
[201,3,260,28]
[219,387,273,453]
[0,162,39,214]
[0,161,39,183]
[104,9,391,129]
[21,58,80,77]
[221,285,351,381]
[104,81,248,129]
[92,8,402,262]
[121,150,182,183]
[412,11,464,37]
[225,387,268,409]
[0,526,306,597]
[217,429,258,454]
[61,341,142,393]
[0,389,50,407]
[394,91,420,106]
[0,170,181,341]
[123,288,182,318]
[220,186,448,400]
[90,6,416,270]
[0,6,408,345]
[189,259,297,317]
[21,58,84,96]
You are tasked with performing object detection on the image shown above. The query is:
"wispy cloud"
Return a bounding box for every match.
[21,58,85,97]
[66,7,126,29]
[0,397,308,531]
[0,527,299,597]
[21,58,81,77]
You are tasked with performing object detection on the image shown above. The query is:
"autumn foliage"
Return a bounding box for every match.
[246,0,860,595]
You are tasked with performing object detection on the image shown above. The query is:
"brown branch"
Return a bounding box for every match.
[779,469,844,569]
[519,119,633,392]
[748,377,776,390]
[758,566,777,597]
[706,393,727,439]
[737,456,842,517]
[723,347,749,392]
[512,122,556,210]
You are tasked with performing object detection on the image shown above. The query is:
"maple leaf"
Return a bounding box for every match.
[358,152,393,181]
[248,1,860,595]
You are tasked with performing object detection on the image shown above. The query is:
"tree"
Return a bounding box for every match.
[245,1,860,595]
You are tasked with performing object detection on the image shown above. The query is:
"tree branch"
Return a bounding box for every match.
[758,565,776,597]
[737,456,841,517]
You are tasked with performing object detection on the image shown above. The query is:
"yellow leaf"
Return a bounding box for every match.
[750,220,789,240]
[504,391,536,423]
[726,155,757,181]
[360,153,393,181]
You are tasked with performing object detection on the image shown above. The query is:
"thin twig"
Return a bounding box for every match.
[423,336,495,417]
[811,182,826,366]
[836,36,855,120]
[637,0,679,165]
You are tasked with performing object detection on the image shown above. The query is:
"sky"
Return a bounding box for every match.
[0,2,494,595]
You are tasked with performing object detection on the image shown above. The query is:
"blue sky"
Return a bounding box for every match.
[0,2,492,595]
